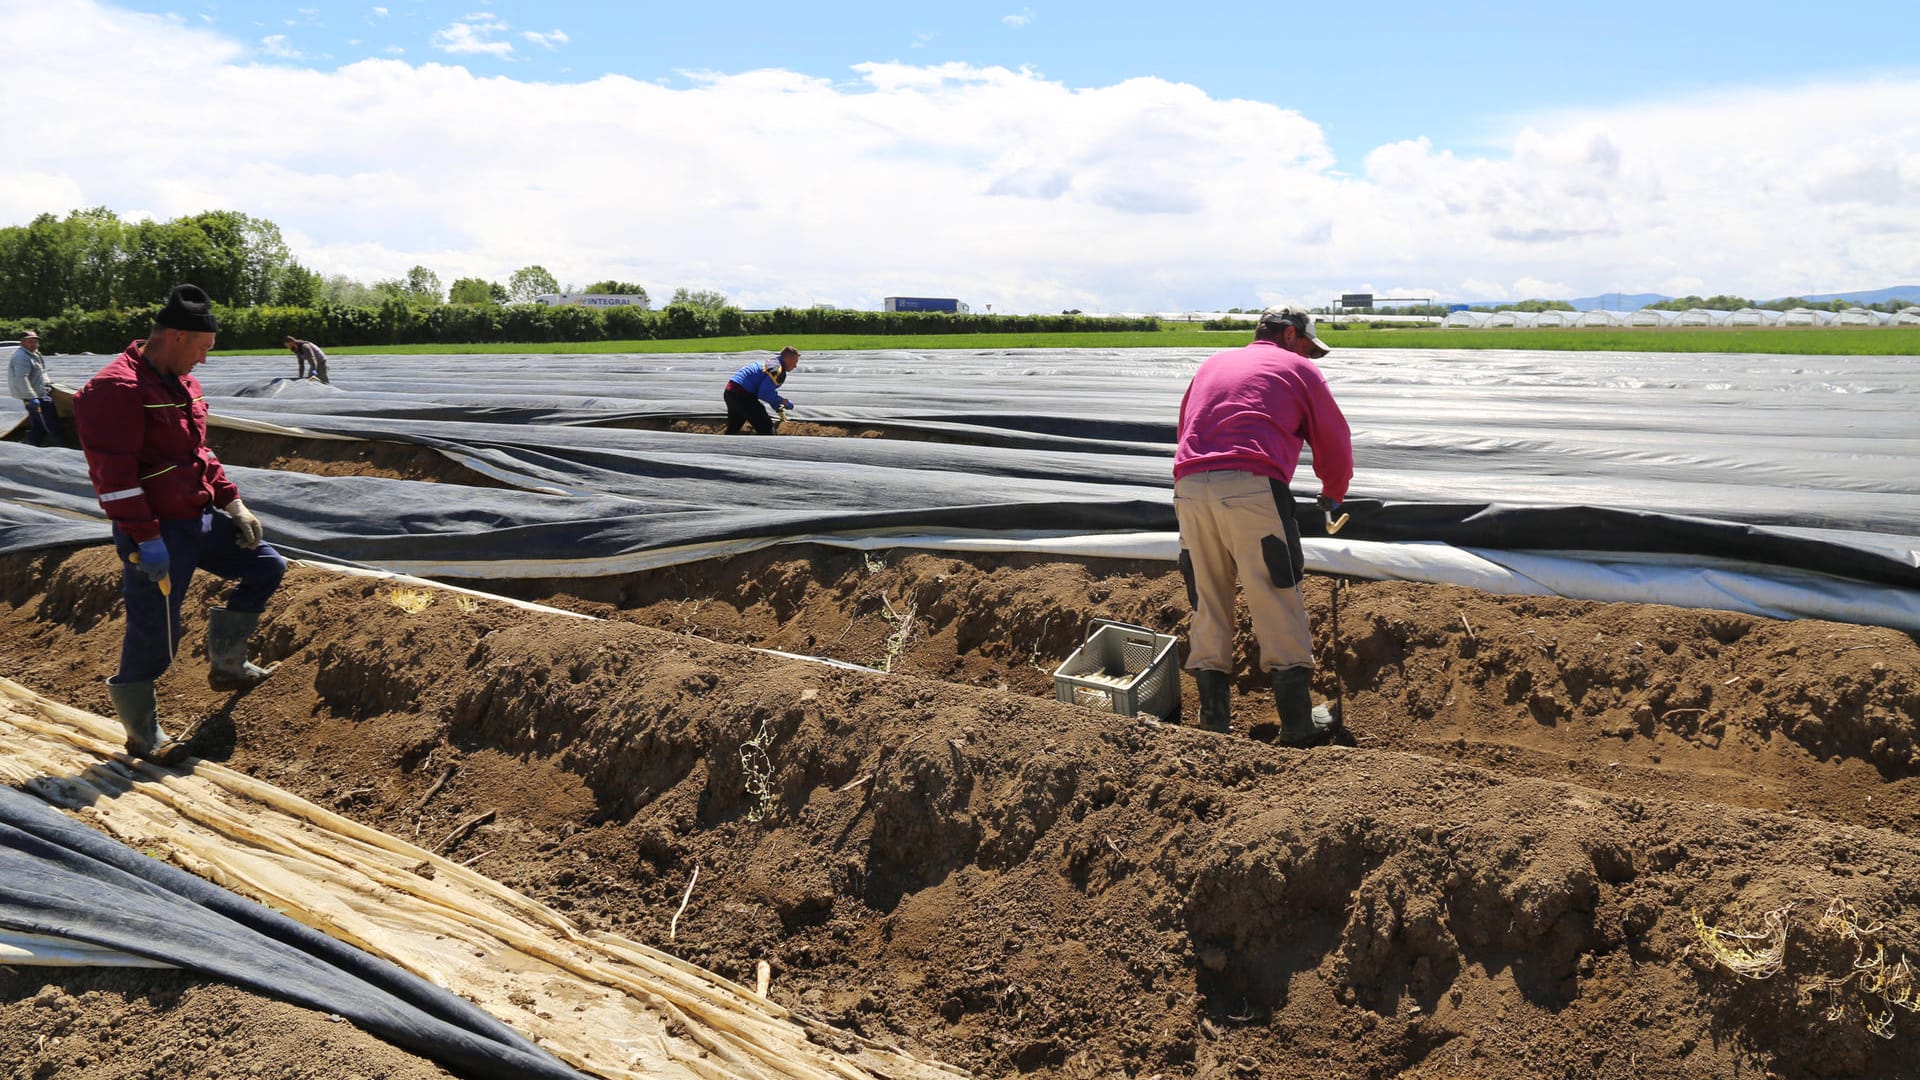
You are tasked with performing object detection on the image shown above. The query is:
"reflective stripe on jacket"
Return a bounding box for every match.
[73,341,239,542]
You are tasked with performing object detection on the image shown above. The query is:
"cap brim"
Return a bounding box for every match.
[1305,334,1330,359]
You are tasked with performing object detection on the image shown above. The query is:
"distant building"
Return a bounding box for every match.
[884,296,970,314]
[533,293,648,308]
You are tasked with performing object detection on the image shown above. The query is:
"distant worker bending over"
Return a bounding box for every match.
[285,335,329,384]
[75,285,287,763]
[1174,305,1353,745]
[723,346,799,435]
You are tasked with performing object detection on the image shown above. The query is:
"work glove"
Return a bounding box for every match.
[225,498,265,549]
[780,397,793,411]
[133,537,170,584]
[1316,495,1342,515]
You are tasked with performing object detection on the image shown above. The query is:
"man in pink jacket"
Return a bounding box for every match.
[1174,305,1353,744]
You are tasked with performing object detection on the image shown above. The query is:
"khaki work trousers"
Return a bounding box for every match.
[1174,469,1313,675]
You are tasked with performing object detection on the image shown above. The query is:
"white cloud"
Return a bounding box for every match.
[8,0,1919,312]
[384,44,404,55]
[522,29,568,49]
[260,34,300,59]
[373,6,388,15]
[1003,8,1035,27]
[431,15,512,57]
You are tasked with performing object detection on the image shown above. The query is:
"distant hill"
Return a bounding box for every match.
[1567,292,1670,312]
[1482,285,1920,312]
[1777,285,1920,306]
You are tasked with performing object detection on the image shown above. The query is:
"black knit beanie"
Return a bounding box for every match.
[155,284,219,333]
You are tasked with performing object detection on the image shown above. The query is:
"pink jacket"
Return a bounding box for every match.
[1173,339,1352,502]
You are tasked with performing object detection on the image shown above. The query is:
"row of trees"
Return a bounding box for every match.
[16,299,1161,354]
[0,207,737,320]
[0,208,304,315]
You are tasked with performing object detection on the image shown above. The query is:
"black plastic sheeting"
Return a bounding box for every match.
[5,346,1917,587]
[0,785,581,1079]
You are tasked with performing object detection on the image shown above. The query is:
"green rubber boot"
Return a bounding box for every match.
[206,607,279,691]
[106,677,189,764]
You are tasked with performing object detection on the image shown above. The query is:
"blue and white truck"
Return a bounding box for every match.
[883,296,970,314]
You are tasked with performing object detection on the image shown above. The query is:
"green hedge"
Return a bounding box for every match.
[6,302,1161,354]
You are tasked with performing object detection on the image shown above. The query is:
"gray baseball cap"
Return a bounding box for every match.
[1257,305,1329,358]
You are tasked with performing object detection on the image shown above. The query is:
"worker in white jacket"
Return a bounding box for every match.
[7,329,64,447]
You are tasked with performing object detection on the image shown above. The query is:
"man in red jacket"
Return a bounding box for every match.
[73,284,286,763]
[1174,305,1353,745]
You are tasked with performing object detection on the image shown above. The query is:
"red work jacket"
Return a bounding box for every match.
[73,341,239,542]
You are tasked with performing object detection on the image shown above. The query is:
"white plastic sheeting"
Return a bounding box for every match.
[0,929,177,968]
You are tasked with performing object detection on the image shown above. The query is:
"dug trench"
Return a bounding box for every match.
[204,427,513,488]
[3,543,1919,1079]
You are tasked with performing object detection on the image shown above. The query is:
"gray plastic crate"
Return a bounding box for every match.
[1052,619,1179,721]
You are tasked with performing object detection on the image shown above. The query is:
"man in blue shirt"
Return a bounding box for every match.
[723,346,799,434]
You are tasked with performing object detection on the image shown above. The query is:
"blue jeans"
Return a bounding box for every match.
[22,397,62,446]
[113,511,287,682]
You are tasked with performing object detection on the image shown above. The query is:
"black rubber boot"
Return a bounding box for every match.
[1195,669,1232,733]
[1270,667,1355,748]
[1271,666,1326,747]
[206,607,279,691]
[106,677,189,764]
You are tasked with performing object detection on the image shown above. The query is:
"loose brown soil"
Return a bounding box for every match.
[204,428,510,487]
[0,968,456,1080]
[4,541,1919,1079]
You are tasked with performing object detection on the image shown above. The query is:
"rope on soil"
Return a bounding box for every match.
[1691,904,1791,979]
[1694,897,1920,1041]
[1818,898,1920,1039]
[877,593,917,673]
[740,712,777,823]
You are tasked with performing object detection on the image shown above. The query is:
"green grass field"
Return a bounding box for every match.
[232,324,1920,357]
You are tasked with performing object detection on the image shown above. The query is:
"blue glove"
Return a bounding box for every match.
[133,537,170,583]
[1316,495,1342,514]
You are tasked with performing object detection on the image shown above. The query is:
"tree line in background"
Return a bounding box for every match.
[0,206,1159,349]
[0,207,643,316]
[12,296,1158,355]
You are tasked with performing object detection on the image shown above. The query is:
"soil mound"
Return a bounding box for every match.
[0,970,458,1080]
[3,544,1918,1079]
[205,428,510,487]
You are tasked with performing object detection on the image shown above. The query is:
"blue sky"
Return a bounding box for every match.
[128,1,1920,165]
[13,0,1920,311]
